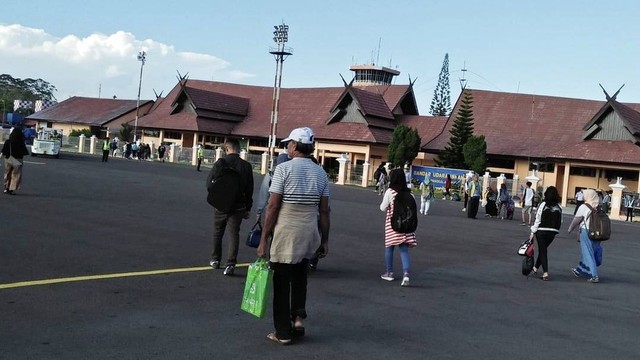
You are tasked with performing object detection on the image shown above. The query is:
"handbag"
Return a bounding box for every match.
[522,255,534,276]
[7,143,22,167]
[517,238,534,257]
[246,220,262,248]
[241,258,273,318]
[481,199,487,207]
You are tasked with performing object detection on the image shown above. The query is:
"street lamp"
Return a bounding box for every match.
[134,50,147,142]
[268,23,293,171]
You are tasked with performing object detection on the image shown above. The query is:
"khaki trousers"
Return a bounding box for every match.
[3,157,23,191]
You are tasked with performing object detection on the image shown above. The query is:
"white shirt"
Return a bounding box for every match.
[523,188,534,206]
[574,203,593,230]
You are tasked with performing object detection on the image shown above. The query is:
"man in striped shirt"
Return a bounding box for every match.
[258,127,330,345]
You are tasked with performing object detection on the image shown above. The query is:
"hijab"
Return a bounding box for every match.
[583,189,599,208]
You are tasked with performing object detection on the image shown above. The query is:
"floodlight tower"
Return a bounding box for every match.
[134,50,147,142]
[268,23,293,171]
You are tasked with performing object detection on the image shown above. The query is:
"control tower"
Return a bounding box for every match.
[349,64,400,86]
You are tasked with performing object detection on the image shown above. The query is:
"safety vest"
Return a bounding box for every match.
[103,140,110,151]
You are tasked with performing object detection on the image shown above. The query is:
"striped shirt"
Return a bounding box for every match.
[269,157,330,205]
[380,189,417,248]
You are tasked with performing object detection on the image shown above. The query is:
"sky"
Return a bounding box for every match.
[2,0,639,114]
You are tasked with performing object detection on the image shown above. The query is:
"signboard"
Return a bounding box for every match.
[410,165,470,189]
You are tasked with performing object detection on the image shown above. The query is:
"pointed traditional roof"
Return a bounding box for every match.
[582,98,640,143]
[26,97,153,126]
[423,89,640,165]
[137,79,419,144]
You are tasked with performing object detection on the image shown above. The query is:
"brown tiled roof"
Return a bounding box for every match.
[183,86,248,116]
[396,115,448,147]
[137,80,414,144]
[26,97,153,126]
[423,89,640,165]
[351,87,394,119]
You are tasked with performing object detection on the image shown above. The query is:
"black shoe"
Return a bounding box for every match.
[209,260,220,269]
[223,265,235,276]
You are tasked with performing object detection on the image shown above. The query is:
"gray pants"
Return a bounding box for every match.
[211,209,244,266]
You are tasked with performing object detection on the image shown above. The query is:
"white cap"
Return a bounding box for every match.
[282,127,314,144]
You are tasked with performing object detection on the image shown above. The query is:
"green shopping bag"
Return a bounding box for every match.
[241,258,273,318]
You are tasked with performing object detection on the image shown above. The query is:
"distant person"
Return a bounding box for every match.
[403,164,413,189]
[257,127,330,345]
[110,138,119,157]
[521,181,535,226]
[568,189,604,283]
[2,127,29,195]
[443,174,452,200]
[529,186,563,281]
[574,189,585,215]
[498,183,510,220]
[602,190,611,213]
[419,176,434,215]
[158,143,166,162]
[483,185,498,218]
[624,193,635,222]
[208,138,254,276]
[462,171,473,212]
[379,168,417,287]
[196,144,204,171]
[101,138,110,162]
[467,173,482,219]
[373,163,387,193]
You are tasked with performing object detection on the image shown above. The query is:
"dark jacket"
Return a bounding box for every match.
[206,153,254,212]
[2,136,30,159]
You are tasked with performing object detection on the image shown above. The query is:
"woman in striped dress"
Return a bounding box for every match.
[379,168,417,286]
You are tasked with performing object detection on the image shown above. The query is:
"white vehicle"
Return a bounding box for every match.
[31,128,63,158]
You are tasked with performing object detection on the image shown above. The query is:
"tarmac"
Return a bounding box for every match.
[1,152,639,360]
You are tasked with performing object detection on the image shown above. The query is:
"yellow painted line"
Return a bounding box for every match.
[0,263,250,290]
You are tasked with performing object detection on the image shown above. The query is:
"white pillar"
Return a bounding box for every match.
[261,152,269,175]
[169,143,177,163]
[240,149,247,160]
[336,154,349,185]
[526,170,541,191]
[191,145,198,166]
[215,147,224,162]
[78,134,86,153]
[496,173,506,191]
[89,135,97,155]
[362,160,371,188]
[512,174,520,206]
[482,171,490,193]
[609,177,627,221]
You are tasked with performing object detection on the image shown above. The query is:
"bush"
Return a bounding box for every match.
[69,129,93,137]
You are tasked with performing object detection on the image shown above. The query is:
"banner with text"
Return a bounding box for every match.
[411,166,470,189]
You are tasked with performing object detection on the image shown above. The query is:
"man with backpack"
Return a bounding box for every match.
[207,138,254,276]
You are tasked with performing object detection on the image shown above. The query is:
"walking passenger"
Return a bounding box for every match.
[529,186,563,281]
[257,127,330,345]
[498,183,510,219]
[419,176,434,215]
[568,189,605,283]
[379,168,417,286]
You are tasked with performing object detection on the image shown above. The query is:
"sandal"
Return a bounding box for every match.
[267,332,292,345]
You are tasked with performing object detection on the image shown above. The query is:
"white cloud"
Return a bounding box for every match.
[0,24,254,100]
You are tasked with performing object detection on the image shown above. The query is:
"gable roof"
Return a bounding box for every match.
[26,97,153,126]
[423,89,640,165]
[137,79,417,144]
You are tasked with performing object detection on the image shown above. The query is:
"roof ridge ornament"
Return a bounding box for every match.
[599,83,625,101]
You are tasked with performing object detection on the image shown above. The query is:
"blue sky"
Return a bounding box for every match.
[2,0,639,114]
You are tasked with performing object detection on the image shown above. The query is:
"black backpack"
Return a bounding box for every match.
[584,204,611,241]
[207,158,242,212]
[391,190,418,233]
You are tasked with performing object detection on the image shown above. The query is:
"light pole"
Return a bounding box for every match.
[1,99,5,125]
[134,50,146,142]
[268,23,293,171]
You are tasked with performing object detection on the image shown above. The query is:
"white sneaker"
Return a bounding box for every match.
[401,274,410,287]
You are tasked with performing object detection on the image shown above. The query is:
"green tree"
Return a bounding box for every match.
[120,123,133,142]
[429,53,452,116]
[436,90,474,169]
[463,135,487,174]
[387,125,421,168]
[0,74,57,119]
